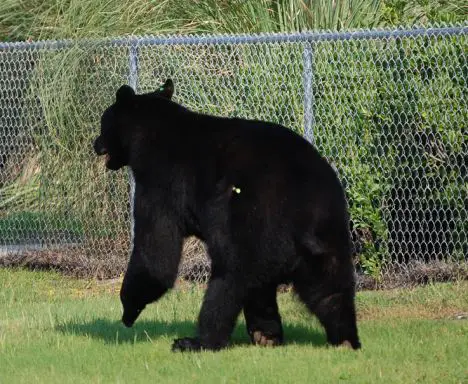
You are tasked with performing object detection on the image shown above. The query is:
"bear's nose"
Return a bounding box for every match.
[97,147,108,155]
[93,137,108,155]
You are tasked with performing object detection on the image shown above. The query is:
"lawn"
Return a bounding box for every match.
[0,268,467,383]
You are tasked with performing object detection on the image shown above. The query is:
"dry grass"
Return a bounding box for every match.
[357,261,468,290]
[0,242,468,292]
[2,238,466,292]
[0,236,209,280]
[356,280,468,321]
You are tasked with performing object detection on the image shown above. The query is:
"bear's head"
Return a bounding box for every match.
[93,78,174,170]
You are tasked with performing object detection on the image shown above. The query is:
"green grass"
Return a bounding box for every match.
[0,268,467,383]
[0,212,85,242]
[1,0,466,42]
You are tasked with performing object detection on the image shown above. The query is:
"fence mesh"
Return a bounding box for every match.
[0,23,466,286]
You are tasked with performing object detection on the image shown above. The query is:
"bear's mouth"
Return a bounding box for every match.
[105,153,110,165]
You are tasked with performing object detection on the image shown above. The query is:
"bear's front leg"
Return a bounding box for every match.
[120,196,184,328]
[120,261,170,327]
[172,274,245,352]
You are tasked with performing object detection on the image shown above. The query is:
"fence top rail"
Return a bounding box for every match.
[0,23,466,52]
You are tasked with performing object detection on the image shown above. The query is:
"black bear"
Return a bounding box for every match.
[93,79,361,352]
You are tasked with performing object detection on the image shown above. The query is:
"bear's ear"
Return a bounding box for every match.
[157,79,174,99]
[115,85,135,104]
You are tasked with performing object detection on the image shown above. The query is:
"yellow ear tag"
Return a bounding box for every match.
[232,186,241,194]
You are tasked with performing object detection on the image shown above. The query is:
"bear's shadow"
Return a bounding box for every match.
[56,318,327,348]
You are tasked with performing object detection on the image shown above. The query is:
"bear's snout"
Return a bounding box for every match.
[93,137,108,156]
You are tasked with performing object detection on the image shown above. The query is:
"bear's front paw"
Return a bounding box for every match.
[171,337,202,352]
[251,330,283,347]
[338,339,361,350]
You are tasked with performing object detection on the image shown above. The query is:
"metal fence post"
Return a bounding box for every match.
[128,41,139,247]
[302,41,315,144]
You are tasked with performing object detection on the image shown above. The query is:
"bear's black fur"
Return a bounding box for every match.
[93,79,361,352]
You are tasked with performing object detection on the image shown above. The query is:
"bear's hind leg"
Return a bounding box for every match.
[243,284,283,347]
[294,253,361,350]
[303,285,361,350]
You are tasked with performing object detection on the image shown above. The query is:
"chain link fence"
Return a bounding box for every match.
[0,23,466,287]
